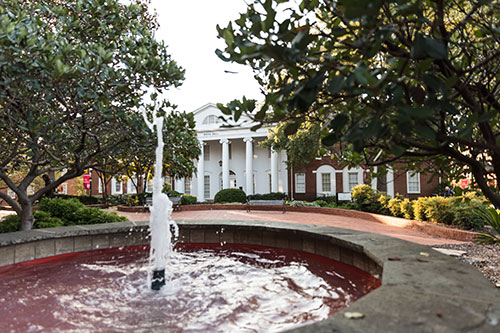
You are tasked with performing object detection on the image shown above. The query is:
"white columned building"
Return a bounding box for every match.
[181,103,288,202]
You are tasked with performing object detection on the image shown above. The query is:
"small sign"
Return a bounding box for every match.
[460,178,469,189]
[337,192,352,201]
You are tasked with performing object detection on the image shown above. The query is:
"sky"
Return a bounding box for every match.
[150,0,263,113]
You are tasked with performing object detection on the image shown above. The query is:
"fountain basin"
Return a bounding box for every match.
[0,220,498,332]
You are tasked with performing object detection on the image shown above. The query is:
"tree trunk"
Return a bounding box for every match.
[20,202,34,231]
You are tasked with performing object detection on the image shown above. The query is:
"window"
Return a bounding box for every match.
[268,174,272,192]
[204,175,210,198]
[228,143,232,160]
[184,178,191,194]
[321,173,331,192]
[204,145,210,161]
[295,173,306,193]
[407,171,421,193]
[253,174,256,194]
[348,172,359,191]
[268,148,271,159]
[98,179,103,194]
[112,178,122,194]
[202,115,221,125]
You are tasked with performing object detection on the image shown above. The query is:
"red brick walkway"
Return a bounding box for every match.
[114,209,465,246]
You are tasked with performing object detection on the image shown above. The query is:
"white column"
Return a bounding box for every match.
[197,141,205,202]
[220,138,230,189]
[387,166,395,197]
[371,166,378,189]
[244,137,253,195]
[270,149,279,192]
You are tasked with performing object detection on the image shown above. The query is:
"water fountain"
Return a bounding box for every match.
[141,107,178,290]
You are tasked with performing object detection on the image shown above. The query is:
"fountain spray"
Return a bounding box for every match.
[142,108,178,290]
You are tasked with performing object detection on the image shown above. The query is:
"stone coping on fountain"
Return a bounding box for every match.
[0,220,498,332]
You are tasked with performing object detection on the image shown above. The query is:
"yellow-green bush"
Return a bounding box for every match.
[387,197,403,217]
[400,198,414,219]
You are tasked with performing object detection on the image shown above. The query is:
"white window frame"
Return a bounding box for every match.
[7,188,16,199]
[204,145,210,161]
[315,165,336,196]
[111,178,123,195]
[348,172,359,191]
[406,171,421,194]
[268,173,272,192]
[184,178,191,194]
[204,175,210,198]
[202,115,221,125]
[98,178,103,194]
[321,173,332,192]
[295,173,306,193]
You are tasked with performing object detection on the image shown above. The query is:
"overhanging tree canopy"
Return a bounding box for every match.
[0,0,184,230]
[216,0,500,205]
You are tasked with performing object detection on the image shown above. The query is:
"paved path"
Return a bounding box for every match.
[114,209,465,246]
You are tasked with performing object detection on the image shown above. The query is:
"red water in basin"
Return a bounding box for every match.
[0,244,380,332]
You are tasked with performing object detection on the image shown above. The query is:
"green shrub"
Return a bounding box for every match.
[317,196,337,204]
[162,182,172,193]
[474,207,500,243]
[53,194,101,205]
[33,210,64,229]
[337,201,360,210]
[351,184,387,214]
[0,214,21,233]
[413,197,431,221]
[400,198,414,219]
[290,201,320,207]
[107,194,130,206]
[452,206,485,230]
[248,192,287,200]
[73,207,126,225]
[378,193,392,212]
[313,200,328,207]
[38,197,85,224]
[181,194,197,205]
[214,188,247,204]
[424,196,455,224]
[387,197,403,217]
[167,190,182,197]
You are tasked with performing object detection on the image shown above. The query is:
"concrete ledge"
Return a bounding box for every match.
[0,220,497,332]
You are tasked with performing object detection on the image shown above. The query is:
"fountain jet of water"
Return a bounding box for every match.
[142,108,176,290]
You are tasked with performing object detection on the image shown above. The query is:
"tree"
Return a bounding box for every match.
[216,0,500,206]
[0,0,184,230]
[118,106,201,194]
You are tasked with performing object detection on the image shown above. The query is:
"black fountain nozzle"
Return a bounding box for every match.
[151,269,165,290]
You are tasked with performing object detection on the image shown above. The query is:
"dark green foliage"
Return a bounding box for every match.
[247,192,287,200]
[474,207,500,244]
[53,195,101,205]
[181,195,197,205]
[0,214,21,233]
[313,200,328,207]
[317,196,337,204]
[217,0,500,208]
[38,197,85,224]
[214,188,247,204]
[33,211,64,229]
[37,198,126,226]
[167,191,182,197]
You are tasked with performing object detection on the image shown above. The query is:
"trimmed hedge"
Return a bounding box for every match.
[181,194,197,205]
[53,194,101,205]
[214,188,247,204]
